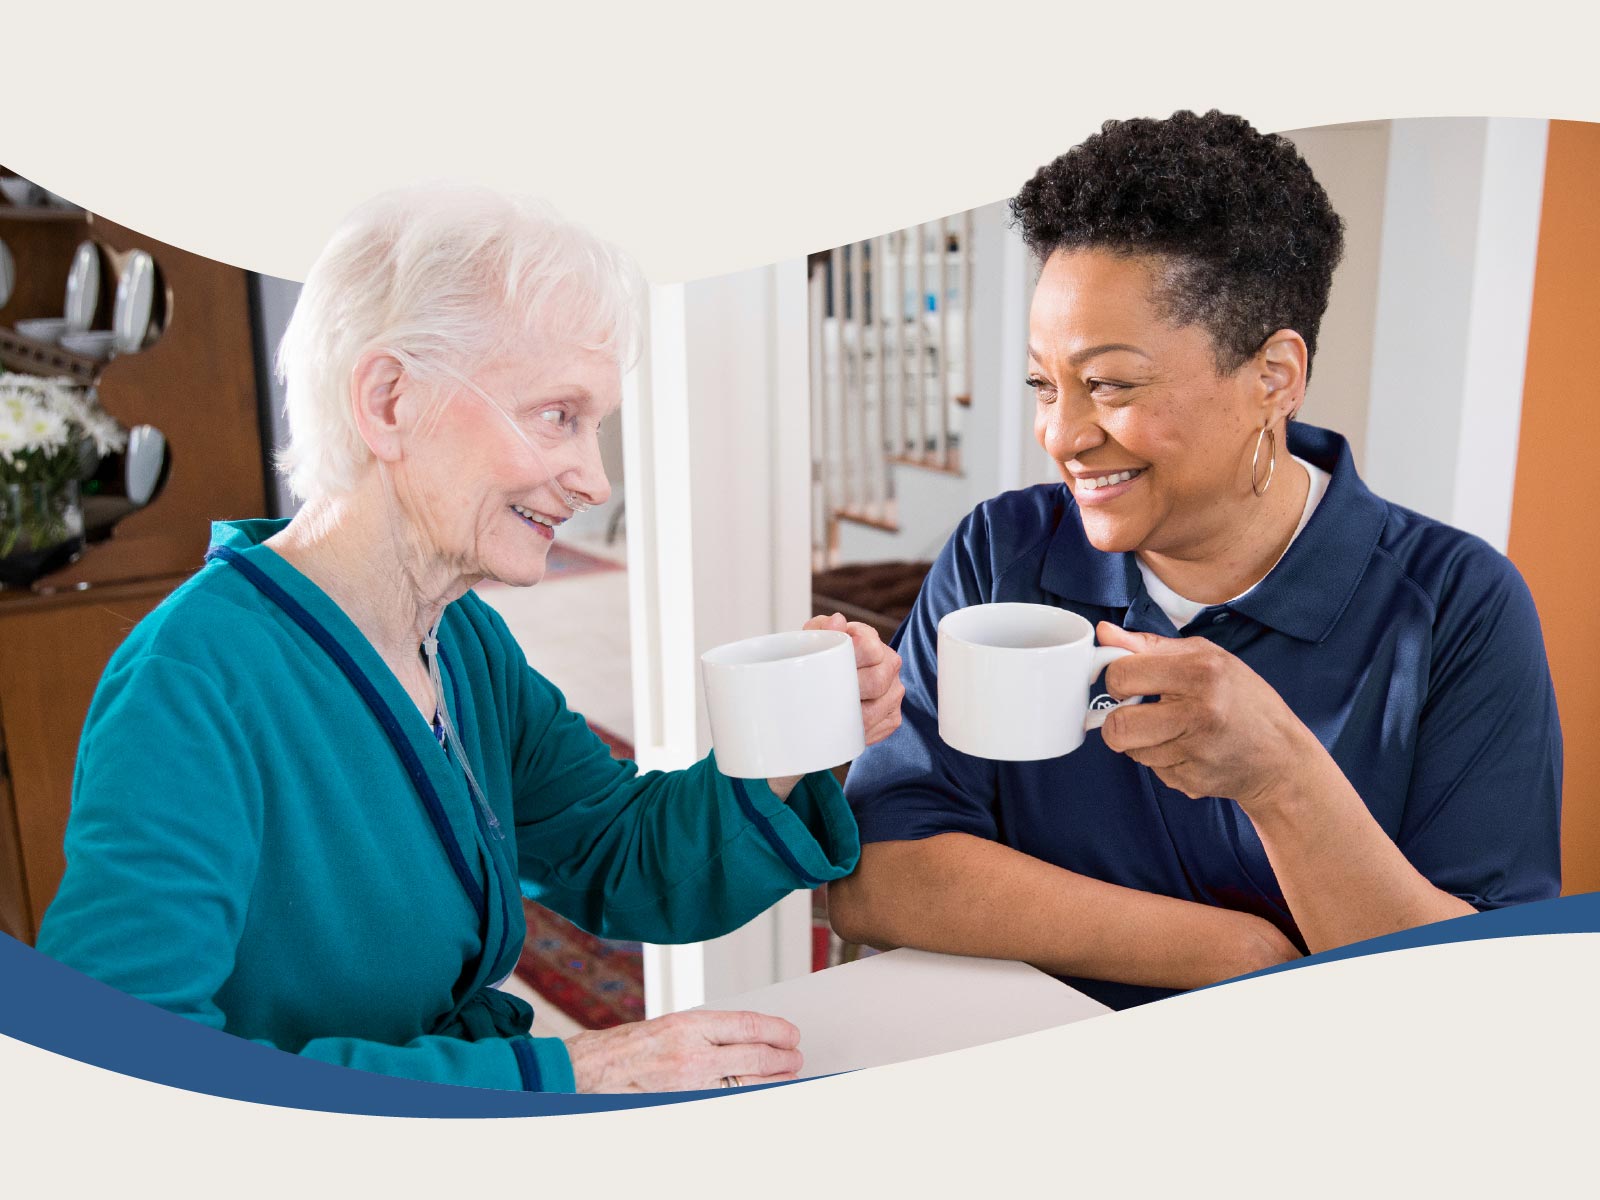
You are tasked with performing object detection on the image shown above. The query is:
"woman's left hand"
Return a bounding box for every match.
[804,612,905,745]
[1094,622,1321,814]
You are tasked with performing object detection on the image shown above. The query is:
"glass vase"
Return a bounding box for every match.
[0,479,86,587]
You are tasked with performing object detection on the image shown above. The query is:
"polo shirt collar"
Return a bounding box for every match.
[1039,501,1142,607]
[1038,423,1388,643]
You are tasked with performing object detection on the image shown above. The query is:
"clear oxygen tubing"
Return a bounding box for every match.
[379,349,604,841]
[424,617,501,840]
[424,355,596,518]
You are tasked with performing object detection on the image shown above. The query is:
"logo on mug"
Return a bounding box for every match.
[1088,693,1120,712]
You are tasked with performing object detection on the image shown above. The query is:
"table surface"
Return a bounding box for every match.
[700,947,1110,1079]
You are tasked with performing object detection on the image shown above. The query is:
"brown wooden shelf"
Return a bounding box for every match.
[0,569,190,613]
[0,327,100,382]
[0,173,267,942]
[0,205,86,223]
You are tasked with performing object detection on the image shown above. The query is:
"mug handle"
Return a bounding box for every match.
[1083,645,1147,732]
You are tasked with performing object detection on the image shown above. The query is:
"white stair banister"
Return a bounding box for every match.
[850,242,870,518]
[874,234,891,516]
[809,266,829,568]
[829,246,849,514]
[914,222,927,462]
[894,229,908,460]
[937,215,951,469]
[962,208,975,407]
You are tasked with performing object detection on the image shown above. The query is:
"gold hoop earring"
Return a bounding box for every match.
[1251,424,1277,497]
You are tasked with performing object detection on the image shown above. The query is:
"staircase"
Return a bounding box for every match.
[809,215,974,570]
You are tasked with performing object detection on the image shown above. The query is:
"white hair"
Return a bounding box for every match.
[275,183,642,502]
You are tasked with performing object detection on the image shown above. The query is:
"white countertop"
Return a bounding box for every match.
[701,947,1110,1078]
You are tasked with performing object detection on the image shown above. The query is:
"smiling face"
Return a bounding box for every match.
[1029,248,1282,560]
[392,341,619,588]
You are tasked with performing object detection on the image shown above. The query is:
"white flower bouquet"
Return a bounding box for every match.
[0,372,127,573]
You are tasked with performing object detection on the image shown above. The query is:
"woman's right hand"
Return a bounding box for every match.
[564,1009,803,1092]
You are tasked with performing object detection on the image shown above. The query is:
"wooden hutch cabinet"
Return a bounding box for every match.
[0,190,269,943]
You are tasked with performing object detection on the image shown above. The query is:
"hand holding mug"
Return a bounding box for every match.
[701,615,902,785]
[1094,622,1323,812]
[802,612,904,746]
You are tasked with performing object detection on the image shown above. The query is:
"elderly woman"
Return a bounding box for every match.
[38,186,900,1091]
[833,111,1562,1010]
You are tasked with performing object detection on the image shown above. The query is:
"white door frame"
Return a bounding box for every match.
[623,264,816,1016]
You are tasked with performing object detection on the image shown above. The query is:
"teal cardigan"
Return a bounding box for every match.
[37,518,860,1092]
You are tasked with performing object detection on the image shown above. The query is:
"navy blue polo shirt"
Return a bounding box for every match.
[844,423,1562,1010]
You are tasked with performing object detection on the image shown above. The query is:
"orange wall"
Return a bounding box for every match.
[1507,120,1600,896]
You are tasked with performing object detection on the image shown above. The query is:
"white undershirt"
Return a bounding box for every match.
[1135,455,1331,631]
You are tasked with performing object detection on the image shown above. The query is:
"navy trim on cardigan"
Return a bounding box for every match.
[731,777,826,886]
[205,546,489,928]
[510,1037,542,1091]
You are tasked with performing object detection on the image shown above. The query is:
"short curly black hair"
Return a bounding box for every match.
[1010,110,1345,374]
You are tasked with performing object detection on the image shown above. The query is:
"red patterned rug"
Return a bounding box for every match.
[515,901,646,1029]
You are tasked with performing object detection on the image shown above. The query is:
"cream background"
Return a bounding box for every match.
[6,936,1599,1193]
[2,2,1597,284]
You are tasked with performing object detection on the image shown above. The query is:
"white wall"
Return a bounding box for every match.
[1285,121,1391,469]
[686,262,815,1002]
[1364,118,1549,550]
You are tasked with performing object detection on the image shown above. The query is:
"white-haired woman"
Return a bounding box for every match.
[38,186,903,1093]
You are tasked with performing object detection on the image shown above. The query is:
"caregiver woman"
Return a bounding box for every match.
[833,111,1562,1010]
[39,186,901,1091]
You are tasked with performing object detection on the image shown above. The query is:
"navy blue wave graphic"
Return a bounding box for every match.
[1213,889,1600,990]
[0,936,730,1116]
[3,891,1595,1117]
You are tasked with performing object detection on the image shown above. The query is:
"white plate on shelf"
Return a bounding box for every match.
[15,317,69,344]
[113,249,156,354]
[64,241,99,332]
[0,239,14,308]
[60,330,117,362]
[125,425,166,506]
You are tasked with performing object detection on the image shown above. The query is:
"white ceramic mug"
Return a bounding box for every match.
[938,603,1145,761]
[701,629,866,779]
